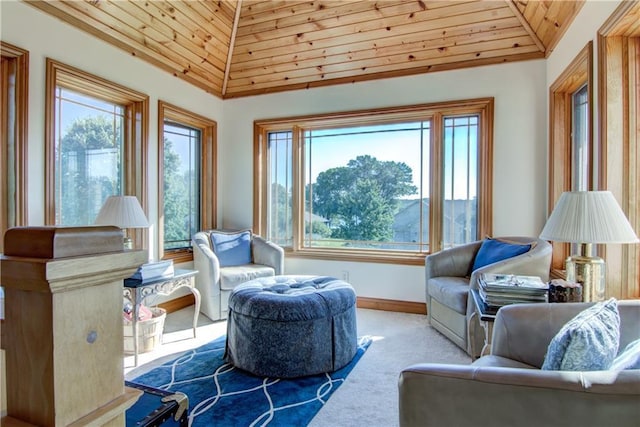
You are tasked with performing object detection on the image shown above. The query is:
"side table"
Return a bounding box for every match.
[469,288,498,357]
[124,269,200,366]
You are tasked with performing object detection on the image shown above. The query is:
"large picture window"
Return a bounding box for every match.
[45,59,148,247]
[255,98,493,265]
[158,101,217,262]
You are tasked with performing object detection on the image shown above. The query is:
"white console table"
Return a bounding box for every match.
[123,268,200,366]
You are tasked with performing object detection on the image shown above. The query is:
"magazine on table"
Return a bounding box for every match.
[479,273,548,291]
[130,260,175,282]
[479,288,549,306]
[479,273,548,307]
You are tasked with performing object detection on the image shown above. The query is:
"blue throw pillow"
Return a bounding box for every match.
[610,338,640,371]
[210,230,252,267]
[471,238,532,271]
[542,298,620,371]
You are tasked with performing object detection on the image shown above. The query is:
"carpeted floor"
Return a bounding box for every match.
[125,306,472,426]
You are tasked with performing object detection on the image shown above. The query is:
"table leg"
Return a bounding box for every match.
[191,287,201,339]
[480,320,493,357]
[132,289,139,367]
[467,311,478,358]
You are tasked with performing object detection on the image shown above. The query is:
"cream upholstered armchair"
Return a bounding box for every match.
[425,236,552,357]
[192,229,284,321]
[399,300,640,427]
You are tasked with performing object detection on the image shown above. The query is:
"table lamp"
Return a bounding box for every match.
[539,191,639,302]
[95,195,149,249]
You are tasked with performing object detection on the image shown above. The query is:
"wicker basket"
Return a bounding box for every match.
[123,307,166,354]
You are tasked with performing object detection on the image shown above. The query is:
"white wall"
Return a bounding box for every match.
[2,0,549,303]
[222,61,548,302]
[0,0,225,262]
[547,0,622,85]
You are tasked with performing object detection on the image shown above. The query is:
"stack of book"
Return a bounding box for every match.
[478,273,548,307]
[130,260,174,282]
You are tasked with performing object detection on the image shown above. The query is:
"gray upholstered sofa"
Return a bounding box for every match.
[192,229,284,321]
[425,237,552,357]
[399,300,640,427]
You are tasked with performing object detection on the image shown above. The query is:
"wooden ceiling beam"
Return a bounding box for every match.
[223,0,243,96]
[504,0,546,53]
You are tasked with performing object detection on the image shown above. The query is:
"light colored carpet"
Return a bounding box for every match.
[125,306,472,426]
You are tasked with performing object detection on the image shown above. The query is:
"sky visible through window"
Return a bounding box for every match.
[162,122,200,250]
[57,88,124,138]
[56,89,124,181]
[264,108,485,251]
[292,118,478,201]
[55,87,124,225]
[305,122,428,200]
[164,122,199,173]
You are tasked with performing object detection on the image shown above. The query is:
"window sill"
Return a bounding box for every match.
[162,250,193,264]
[285,248,427,266]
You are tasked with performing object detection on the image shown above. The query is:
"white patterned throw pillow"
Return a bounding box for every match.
[542,298,620,371]
[610,338,640,371]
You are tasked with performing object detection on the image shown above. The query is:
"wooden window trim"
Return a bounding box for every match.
[597,0,640,299]
[44,58,149,249]
[253,98,494,266]
[548,42,593,271]
[0,42,29,253]
[158,100,217,263]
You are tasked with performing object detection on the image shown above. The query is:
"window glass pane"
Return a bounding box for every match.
[303,122,428,252]
[572,84,589,191]
[421,126,431,252]
[54,87,124,225]
[268,131,293,247]
[3,58,17,230]
[163,122,201,250]
[257,99,492,261]
[443,115,478,248]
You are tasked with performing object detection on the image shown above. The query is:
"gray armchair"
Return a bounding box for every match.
[192,230,284,321]
[425,237,552,357]
[399,300,640,427]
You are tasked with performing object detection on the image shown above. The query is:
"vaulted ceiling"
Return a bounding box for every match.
[27,0,584,99]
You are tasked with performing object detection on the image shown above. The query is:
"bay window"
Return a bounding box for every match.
[254,98,493,265]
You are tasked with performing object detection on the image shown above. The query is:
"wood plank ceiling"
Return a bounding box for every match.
[26,0,584,99]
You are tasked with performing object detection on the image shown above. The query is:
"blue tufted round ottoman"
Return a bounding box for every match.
[224,275,357,378]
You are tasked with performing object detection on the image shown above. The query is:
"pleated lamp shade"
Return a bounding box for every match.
[95,195,149,229]
[540,191,638,244]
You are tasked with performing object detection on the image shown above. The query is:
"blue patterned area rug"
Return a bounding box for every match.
[131,335,372,427]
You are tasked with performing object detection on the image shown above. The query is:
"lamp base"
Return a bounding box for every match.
[123,236,133,250]
[565,254,605,302]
